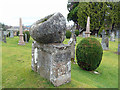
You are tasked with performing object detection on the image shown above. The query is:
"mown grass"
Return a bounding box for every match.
[2,36,118,88]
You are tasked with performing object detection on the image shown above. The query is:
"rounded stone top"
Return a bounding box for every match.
[30,12,66,44]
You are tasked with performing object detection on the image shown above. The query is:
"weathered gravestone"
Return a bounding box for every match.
[116,30,119,38]
[68,29,76,64]
[95,33,97,37]
[82,31,86,37]
[25,33,28,43]
[118,30,120,54]
[110,31,115,42]
[101,30,109,50]
[3,31,7,43]
[30,12,71,87]
[10,30,14,38]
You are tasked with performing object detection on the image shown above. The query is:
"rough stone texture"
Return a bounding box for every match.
[101,30,109,50]
[30,12,66,44]
[31,41,71,87]
[110,31,115,42]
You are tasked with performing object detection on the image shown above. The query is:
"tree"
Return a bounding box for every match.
[77,2,119,33]
[67,2,79,29]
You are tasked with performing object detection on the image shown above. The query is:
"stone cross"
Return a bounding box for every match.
[101,30,109,50]
[18,18,25,45]
[85,16,91,37]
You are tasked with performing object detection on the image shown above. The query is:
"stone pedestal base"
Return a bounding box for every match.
[85,32,91,37]
[31,41,71,87]
[18,34,25,45]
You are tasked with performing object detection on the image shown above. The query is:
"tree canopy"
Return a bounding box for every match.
[67,2,120,33]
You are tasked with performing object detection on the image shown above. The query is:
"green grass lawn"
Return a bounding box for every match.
[2,36,118,88]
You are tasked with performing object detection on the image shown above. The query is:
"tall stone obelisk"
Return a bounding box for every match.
[18,18,25,45]
[85,16,91,37]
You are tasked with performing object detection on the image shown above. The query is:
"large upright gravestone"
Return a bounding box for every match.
[30,12,71,87]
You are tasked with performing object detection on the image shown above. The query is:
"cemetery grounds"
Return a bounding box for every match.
[1,36,118,88]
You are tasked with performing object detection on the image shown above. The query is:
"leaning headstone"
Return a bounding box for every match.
[101,30,109,50]
[82,31,86,37]
[110,31,115,42]
[95,33,97,37]
[18,18,25,45]
[85,16,91,37]
[10,30,14,38]
[30,12,71,87]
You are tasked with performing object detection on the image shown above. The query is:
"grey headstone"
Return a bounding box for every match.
[82,31,85,37]
[95,33,97,37]
[110,31,115,42]
[10,30,14,38]
[101,30,109,50]
[25,34,27,43]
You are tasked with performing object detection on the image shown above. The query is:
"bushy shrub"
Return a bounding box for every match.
[66,30,71,39]
[76,37,103,71]
[23,31,30,42]
[75,30,79,36]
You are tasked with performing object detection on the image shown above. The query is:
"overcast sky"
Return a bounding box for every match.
[0,0,69,26]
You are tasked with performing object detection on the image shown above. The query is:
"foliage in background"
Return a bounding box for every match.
[66,30,71,39]
[75,30,79,36]
[23,31,30,42]
[77,2,120,32]
[76,37,103,71]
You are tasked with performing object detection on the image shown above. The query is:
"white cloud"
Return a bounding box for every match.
[0,0,69,26]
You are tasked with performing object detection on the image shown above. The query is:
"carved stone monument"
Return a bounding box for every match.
[85,16,91,37]
[101,30,109,50]
[110,31,115,42]
[18,18,25,45]
[30,12,71,87]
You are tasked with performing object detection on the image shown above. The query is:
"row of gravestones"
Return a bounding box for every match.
[0,30,28,43]
[82,30,119,40]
